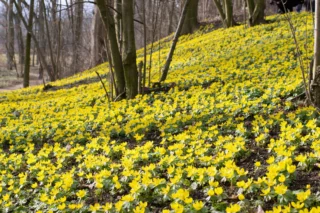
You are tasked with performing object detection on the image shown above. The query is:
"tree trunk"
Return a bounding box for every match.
[224,0,233,27]
[72,0,83,74]
[38,0,45,79]
[90,6,107,67]
[247,0,265,27]
[160,0,191,82]
[212,0,236,27]
[181,0,199,35]
[23,0,35,88]
[96,0,125,96]
[14,0,55,81]
[122,0,138,99]
[312,0,320,107]
[212,0,227,26]
[6,0,15,70]
[14,12,24,77]
[167,0,176,35]
[114,0,122,50]
[42,0,58,80]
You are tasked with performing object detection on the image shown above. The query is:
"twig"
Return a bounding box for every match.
[114,90,125,101]
[95,71,110,102]
[281,0,312,104]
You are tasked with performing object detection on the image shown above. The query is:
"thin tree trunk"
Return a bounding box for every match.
[6,0,15,70]
[160,0,191,82]
[122,0,138,99]
[23,0,35,88]
[212,0,227,26]
[167,0,175,35]
[38,0,45,79]
[96,0,125,96]
[14,0,55,81]
[247,0,265,27]
[72,0,83,74]
[142,0,147,94]
[114,0,122,50]
[148,0,159,87]
[312,0,320,107]
[90,6,107,67]
[42,0,57,79]
[14,12,24,77]
[224,0,233,27]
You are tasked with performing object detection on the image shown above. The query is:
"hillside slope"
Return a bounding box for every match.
[0,13,319,212]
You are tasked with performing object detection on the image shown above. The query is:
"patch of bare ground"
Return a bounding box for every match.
[0,66,42,92]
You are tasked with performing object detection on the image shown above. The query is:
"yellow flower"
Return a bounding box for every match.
[76,190,87,199]
[57,203,66,210]
[226,203,241,213]
[215,187,224,195]
[255,161,261,167]
[261,187,270,196]
[267,156,275,164]
[89,203,100,212]
[287,165,296,173]
[31,182,38,189]
[102,202,112,211]
[170,202,184,213]
[297,189,311,202]
[295,154,307,163]
[278,174,286,183]
[40,194,48,202]
[238,194,245,201]
[291,201,304,209]
[193,201,204,210]
[274,184,287,195]
[3,194,10,202]
[207,189,215,196]
[115,201,124,212]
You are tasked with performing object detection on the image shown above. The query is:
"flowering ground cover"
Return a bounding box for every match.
[0,13,320,212]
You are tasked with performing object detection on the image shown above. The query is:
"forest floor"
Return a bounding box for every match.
[0,54,42,92]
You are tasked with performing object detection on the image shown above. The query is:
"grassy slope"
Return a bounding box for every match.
[0,13,319,212]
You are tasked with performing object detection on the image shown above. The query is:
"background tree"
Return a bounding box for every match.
[312,0,320,107]
[181,0,199,35]
[23,0,34,87]
[6,0,15,70]
[246,0,266,27]
[122,0,138,98]
[90,6,107,67]
[212,0,237,27]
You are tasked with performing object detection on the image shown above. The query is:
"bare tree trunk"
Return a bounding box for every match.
[181,0,199,35]
[96,0,125,96]
[38,0,45,79]
[23,0,35,87]
[72,0,83,74]
[247,0,265,27]
[224,0,233,27]
[142,0,147,94]
[160,0,191,82]
[213,0,227,26]
[212,0,236,27]
[312,0,320,107]
[122,0,138,99]
[90,6,107,67]
[14,0,55,81]
[167,0,175,35]
[42,0,58,80]
[6,0,15,70]
[14,12,24,76]
[114,0,122,50]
